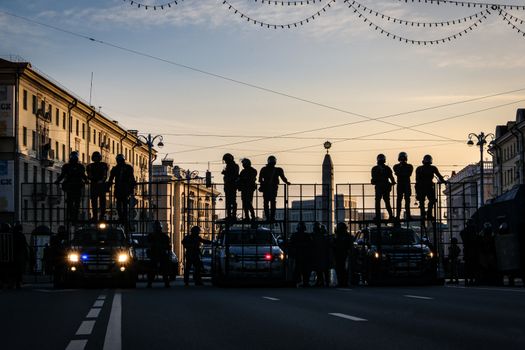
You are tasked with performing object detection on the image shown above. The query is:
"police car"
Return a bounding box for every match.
[55,222,136,288]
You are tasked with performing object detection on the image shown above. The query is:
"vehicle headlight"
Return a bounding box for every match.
[425,251,434,259]
[117,253,129,263]
[373,252,380,259]
[68,253,79,263]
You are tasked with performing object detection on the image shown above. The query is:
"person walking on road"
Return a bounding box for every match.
[312,222,331,287]
[54,151,87,224]
[334,222,353,287]
[12,223,28,289]
[447,237,461,284]
[460,219,478,286]
[238,158,257,222]
[222,153,240,221]
[289,222,313,287]
[415,155,446,221]
[86,151,109,221]
[258,156,290,223]
[371,154,395,221]
[107,154,136,227]
[393,152,414,221]
[182,226,211,286]
[147,221,171,288]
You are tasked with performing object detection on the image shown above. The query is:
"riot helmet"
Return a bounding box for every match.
[267,155,277,166]
[422,154,433,165]
[116,154,125,164]
[190,226,201,235]
[91,151,102,162]
[377,153,386,165]
[241,158,251,167]
[222,153,234,163]
[69,151,79,163]
[398,152,408,162]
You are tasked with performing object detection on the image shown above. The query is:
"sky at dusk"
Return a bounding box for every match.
[1,0,524,184]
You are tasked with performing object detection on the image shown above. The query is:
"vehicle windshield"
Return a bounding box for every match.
[72,228,126,244]
[224,230,276,245]
[369,229,420,245]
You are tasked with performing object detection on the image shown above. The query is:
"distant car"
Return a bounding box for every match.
[55,223,136,288]
[131,233,179,281]
[353,226,438,285]
[211,226,285,285]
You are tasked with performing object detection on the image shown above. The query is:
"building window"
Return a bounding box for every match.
[93,129,97,144]
[32,131,36,150]
[112,140,115,154]
[32,95,37,114]
[23,162,28,183]
[82,123,85,139]
[22,127,27,146]
[55,108,59,126]
[23,90,27,110]
[82,153,85,163]
[69,116,73,133]
[62,112,66,129]
[62,144,66,162]
[23,200,28,221]
[33,165,37,183]
[76,119,79,136]
[55,141,59,159]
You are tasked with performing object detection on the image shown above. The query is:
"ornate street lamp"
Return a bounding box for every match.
[136,133,164,212]
[467,131,494,206]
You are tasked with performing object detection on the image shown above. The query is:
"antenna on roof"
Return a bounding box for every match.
[89,72,93,105]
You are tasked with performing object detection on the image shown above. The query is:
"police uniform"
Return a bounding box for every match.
[86,161,108,220]
[393,162,413,219]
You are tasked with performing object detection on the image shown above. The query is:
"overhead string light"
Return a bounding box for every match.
[347,0,486,27]
[122,0,183,10]
[220,0,336,29]
[347,1,490,45]
[499,10,525,36]
[253,0,324,5]
[397,0,525,11]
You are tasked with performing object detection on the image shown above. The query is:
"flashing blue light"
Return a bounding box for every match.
[81,255,88,260]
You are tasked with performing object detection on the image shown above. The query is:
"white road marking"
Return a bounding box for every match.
[336,288,353,292]
[329,313,367,322]
[404,295,433,300]
[103,292,122,350]
[446,285,525,293]
[86,308,101,319]
[65,339,87,350]
[98,295,107,300]
[93,300,104,307]
[262,296,280,301]
[76,320,96,335]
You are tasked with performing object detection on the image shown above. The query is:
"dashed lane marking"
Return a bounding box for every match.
[65,339,87,350]
[336,288,353,292]
[103,292,122,350]
[446,285,525,293]
[97,295,107,300]
[86,308,101,319]
[93,300,104,307]
[404,295,433,300]
[329,313,367,322]
[262,296,280,301]
[76,320,96,336]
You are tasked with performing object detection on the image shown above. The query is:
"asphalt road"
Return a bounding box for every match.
[1,280,524,350]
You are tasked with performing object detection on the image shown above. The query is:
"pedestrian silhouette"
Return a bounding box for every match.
[312,222,331,287]
[415,154,445,221]
[182,226,211,286]
[478,222,499,285]
[107,154,136,228]
[54,151,87,224]
[371,154,395,221]
[393,152,414,220]
[238,158,257,222]
[258,156,290,223]
[147,221,171,288]
[222,153,239,221]
[333,222,353,287]
[289,222,313,287]
[460,219,478,286]
[447,237,461,284]
[86,151,109,221]
[12,223,28,289]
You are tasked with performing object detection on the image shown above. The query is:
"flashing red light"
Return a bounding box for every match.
[264,253,273,261]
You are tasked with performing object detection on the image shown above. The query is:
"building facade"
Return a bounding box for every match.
[0,57,152,228]
[490,108,525,196]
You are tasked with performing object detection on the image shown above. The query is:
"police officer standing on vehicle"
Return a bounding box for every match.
[107,154,136,227]
[86,151,109,221]
[54,151,87,224]
[222,153,239,221]
[415,154,445,221]
[182,226,211,286]
[393,152,414,221]
[371,154,395,221]
[147,221,171,288]
[258,156,290,223]
[238,158,257,222]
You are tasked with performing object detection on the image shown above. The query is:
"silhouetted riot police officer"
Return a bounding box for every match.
[334,222,353,287]
[415,154,445,221]
[238,158,257,222]
[289,222,313,287]
[393,152,414,220]
[371,154,395,221]
[222,153,239,221]
[86,151,109,221]
[259,156,290,223]
[107,154,136,226]
[147,221,171,288]
[182,226,210,286]
[55,151,87,223]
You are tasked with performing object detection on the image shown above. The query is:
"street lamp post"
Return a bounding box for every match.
[136,133,164,214]
[179,169,199,235]
[467,131,494,206]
